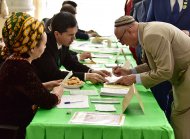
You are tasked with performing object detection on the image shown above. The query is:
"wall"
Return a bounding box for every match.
[41,0,126,36]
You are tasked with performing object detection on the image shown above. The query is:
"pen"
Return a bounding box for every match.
[64,101,83,104]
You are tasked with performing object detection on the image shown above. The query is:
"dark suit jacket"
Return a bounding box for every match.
[76,29,89,40]
[146,0,190,31]
[32,32,90,82]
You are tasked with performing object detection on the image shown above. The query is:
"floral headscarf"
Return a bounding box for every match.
[1,12,44,59]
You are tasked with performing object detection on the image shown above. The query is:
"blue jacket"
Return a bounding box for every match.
[146,0,190,31]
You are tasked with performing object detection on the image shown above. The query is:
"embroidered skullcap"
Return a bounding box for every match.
[115,16,135,27]
[1,12,44,59]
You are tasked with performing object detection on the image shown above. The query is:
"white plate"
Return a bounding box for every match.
[62,82,84,89]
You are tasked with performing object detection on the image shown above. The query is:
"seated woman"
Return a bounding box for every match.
[0,12,63,139]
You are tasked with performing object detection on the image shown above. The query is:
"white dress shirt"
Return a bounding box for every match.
[170,0,183,12]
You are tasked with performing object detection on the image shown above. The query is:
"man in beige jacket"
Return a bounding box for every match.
[113,16,190,139]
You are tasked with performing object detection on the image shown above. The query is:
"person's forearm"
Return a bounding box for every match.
[134,63,150,73]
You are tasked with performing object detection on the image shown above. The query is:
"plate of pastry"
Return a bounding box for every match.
[62,77,84,89]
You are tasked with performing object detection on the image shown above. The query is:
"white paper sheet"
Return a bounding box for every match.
[64,88,80,92]
[105,75,121,84]
[70,90,98,96]
[69,112,125,126]
[91,53,113,59]
[100,87,129,96]
[95,104,116,112]
[90,98,120,104]
[57,95,89,108]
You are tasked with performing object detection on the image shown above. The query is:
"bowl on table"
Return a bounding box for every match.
[62,77,84,89]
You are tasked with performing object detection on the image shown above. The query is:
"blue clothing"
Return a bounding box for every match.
[146,0,190,31]
[133,0,151,22]
[133,0,151,65]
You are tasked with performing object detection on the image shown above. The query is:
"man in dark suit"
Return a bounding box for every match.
[147,0,190,35]
[43,3,94,61]
[32,12,110,84]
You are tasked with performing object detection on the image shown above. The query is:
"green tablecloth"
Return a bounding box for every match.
[26,83,174,139]
[26,41,174,139]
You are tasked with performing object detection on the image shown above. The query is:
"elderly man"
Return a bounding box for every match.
[113,15,190,139]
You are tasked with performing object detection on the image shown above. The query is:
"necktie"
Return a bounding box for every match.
[171,0,180,23]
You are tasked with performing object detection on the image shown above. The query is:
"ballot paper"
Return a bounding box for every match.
[104,63,118,68]
[57,95,89,108]
[105,75,121,84]
[69,112,125,126]
[95,104,116,112]
[100,87,129,96]
[104,83,131,90]
[91,53,113,59]
[70,90,98,96]
[90,98,120,104]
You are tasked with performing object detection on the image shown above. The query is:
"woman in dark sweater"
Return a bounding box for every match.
[0,12,63,139]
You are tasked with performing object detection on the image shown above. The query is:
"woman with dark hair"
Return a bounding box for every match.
[0,12,64,139]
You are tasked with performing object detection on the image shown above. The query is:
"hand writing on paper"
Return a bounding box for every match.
[112,66,132,77]
[115,74,136,86]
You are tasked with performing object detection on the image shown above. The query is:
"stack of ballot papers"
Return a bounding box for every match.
[100,87,129,96]
[69,112,125,126]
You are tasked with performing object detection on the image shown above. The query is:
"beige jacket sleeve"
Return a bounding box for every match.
[140,34,174,88]
[135,63,150,73]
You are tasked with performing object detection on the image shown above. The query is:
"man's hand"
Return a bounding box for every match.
[112,66,132,76]
[115,74,136,86]
[86,73,108,84]
[80,52,91,60]
[91,70,111,77]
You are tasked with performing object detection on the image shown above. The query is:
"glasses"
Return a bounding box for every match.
[118,29,127,42]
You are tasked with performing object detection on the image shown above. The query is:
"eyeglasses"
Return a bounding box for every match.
[118,29,127,42]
